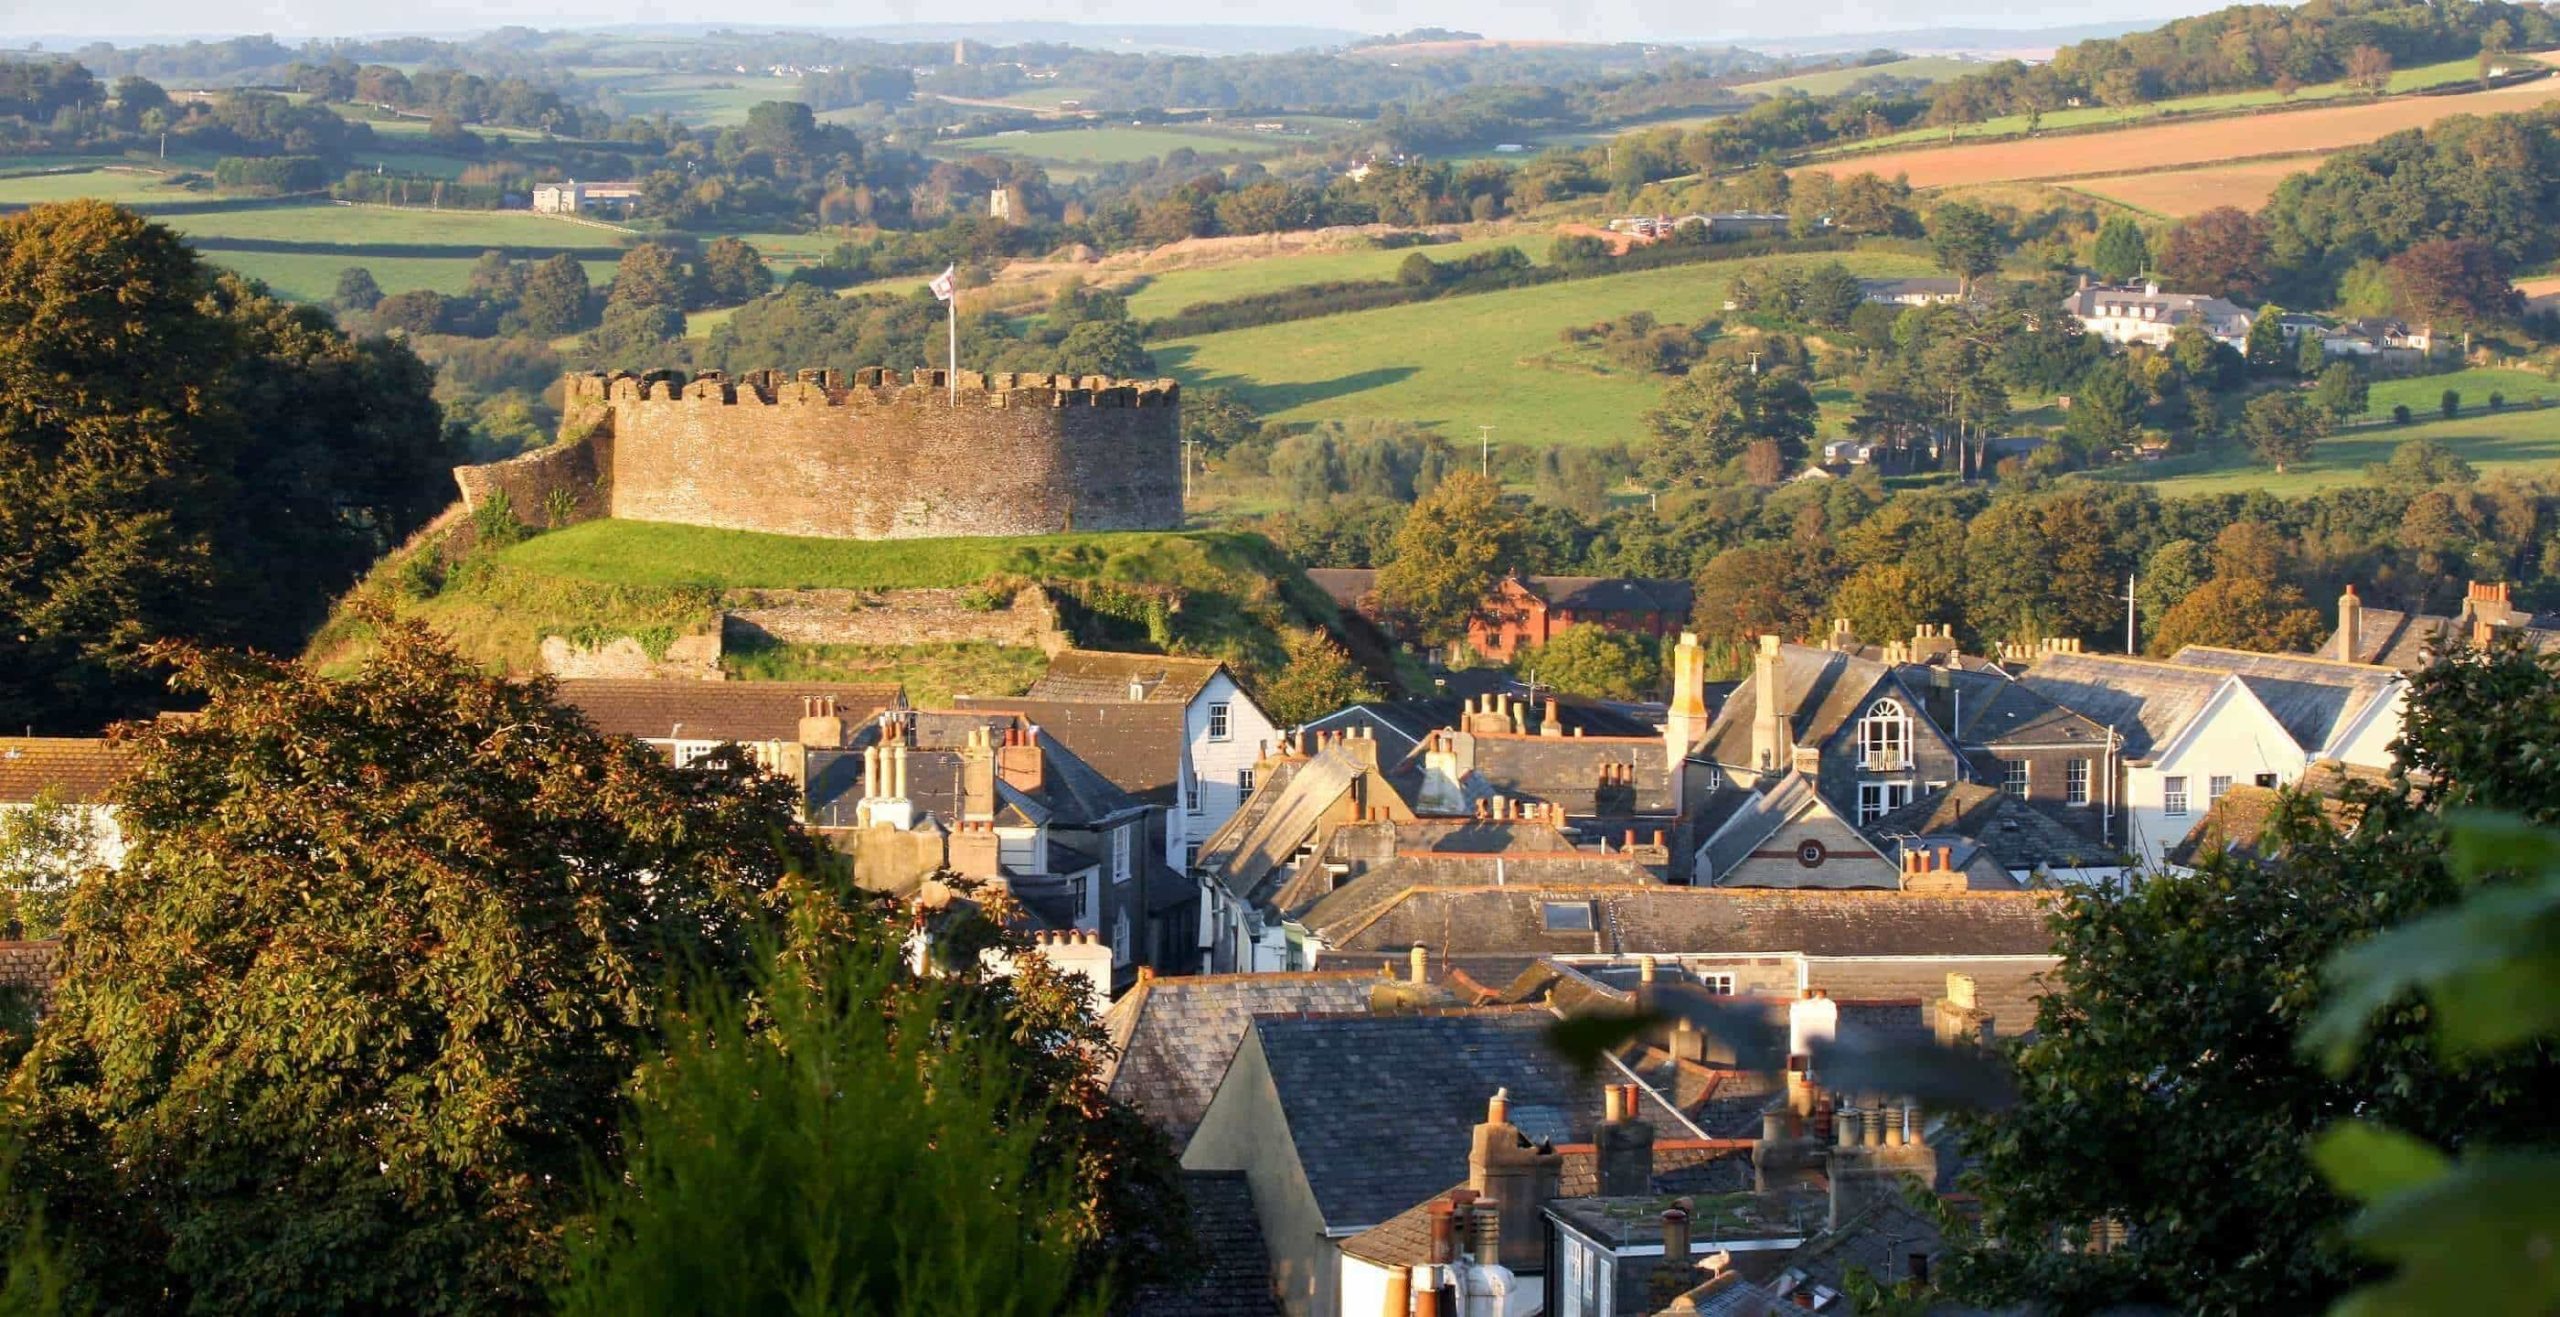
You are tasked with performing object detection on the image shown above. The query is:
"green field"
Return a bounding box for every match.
[2100,406,2560,497]
[2367,366,2559,416]
[1817,56,2487,157]
[1120,232,1555,321]
[159,202,628,246]
[577,72,805,125]
[1155,248,1937,446]
[936,122,1320,167]
[1732,56,1982,97]
[0,167,195,205]
[210,251,623,302]
[504,520,1292,591]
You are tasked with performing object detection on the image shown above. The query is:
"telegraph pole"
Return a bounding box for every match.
[1477,425,1494,476]
[2119,570,2138,654]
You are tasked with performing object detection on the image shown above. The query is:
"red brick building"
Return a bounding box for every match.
[1466,573,1695,663]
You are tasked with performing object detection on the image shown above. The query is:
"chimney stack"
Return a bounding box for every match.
[996,724,1044,795]
[1665,631,1709,781]
[2337,584,2363,664]
[1751,635,1791,774]
[959,726,997,823]
[1595,1083,1655,1197]
[1660,1202,1692,1268]
[1541,698,1564,739]
[798,695,847,748]
[1410,943,1430,984]
[1468,1087,1562,1274]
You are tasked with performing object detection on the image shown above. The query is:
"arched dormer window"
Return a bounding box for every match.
[1859,698,1911,771]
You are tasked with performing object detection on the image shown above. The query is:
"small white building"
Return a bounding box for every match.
[0,737,133,877]
[2060,277,2253,348]
[531,179,642,215]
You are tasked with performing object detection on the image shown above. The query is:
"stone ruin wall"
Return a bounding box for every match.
[494,366,1183,541]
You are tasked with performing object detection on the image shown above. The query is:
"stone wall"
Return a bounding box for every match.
[539,632,725,679]
[723,586,1067,651]
[582,367,1180,541]
[452,430,612,528]
[0,940,59,1010]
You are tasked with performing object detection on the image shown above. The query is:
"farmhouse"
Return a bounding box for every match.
[2060,277,2252,348]
[530,180,642,214]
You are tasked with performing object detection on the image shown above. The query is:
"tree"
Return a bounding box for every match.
[605,242,690,314]
[517,253,592,336]
[1927,202,2001,295]
[1943,639,2560,1312]
[2243,391,2325,473]
[2062,358,2143,452]
[330,265,381,312]
[1692,545,1826,646]
[1375,472,1522,646]
[2480,17,2515,78]
[1798,261,1866,328]
[695,236,772,307]
[2368,436,2478,487]
[371,287,447,336]
[2157,206,2270,297]
[1642,362,1817,488]
[554,932,1106,1317]
[2308,360,2369,422]
[0,793,99,940]
[0,202,455,733]
[1253,629,1381,726]
[1830,562,1934,646]
[582,300,686,370]
[2345,43,2393,94]
[9,618,830,1312]
[2092,215,2148,283]
[2387,237,2519,332]
[2243,304,2290,373]
[2149,575,2326,654]
[1512,625,1661,701]
[1056,319,1155,378]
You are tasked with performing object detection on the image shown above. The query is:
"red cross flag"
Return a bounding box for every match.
[928,264,956,302]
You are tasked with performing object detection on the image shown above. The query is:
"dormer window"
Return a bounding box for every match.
[1859,699,1911,772]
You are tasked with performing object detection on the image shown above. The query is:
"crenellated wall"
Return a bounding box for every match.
[471,366,1183,542]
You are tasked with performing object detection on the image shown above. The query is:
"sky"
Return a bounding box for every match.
[6,0,2235,48]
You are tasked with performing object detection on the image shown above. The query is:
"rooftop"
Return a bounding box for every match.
[1024,649,1226,704]
[553,679,903,745]
[1098,971,1379,1148]
[1314,885,2059,961]
[1119,1170,1282,1316]
[0,738,134,805]
[951,695,1188,806]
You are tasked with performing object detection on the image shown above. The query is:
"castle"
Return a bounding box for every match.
[452,367,1183,542]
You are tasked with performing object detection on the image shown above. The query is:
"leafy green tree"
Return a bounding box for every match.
[2149,575,2325,655]
[1926,202,2001,295]
[1511,625,1661,701]
[2368,436,2478,487]
[694,236,772,307]
[517,253,593,336]
[1253,629,1381,726]
[1829,562,1934,646]
[2443,388,2463,420]
[10,618,826,1313]
[1179,387,1259,456]
[605,243,690,314]
[1057,319,1155,378]
[555,932,1106,1317]
[2062,358,2143,452]
[1642,362,1817,488]
[0,201,455,733]
[582,300,686,370]
[330,265,381,312]
[2309,360,2370,422]
[1375,472,1522,646]
[371,287,447,336]
[1797,261,1865,328]
[2092,215,2148,282]
[2243,391,2327,473]
[1944,638,2560,1313]
[2244,304,2290,373]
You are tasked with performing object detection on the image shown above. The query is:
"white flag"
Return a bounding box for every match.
[928,263,956,302]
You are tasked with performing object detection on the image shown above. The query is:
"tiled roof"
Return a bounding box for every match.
[1299,853,1661,943]
[1308,696,1656,750]
[1872,784,2129,873]
[1025,649,1225,704]
[1343,1144,1752,1268]
[2015,653,2226,760]
[2167,646,2400,755]
[2162,763,2383,868]
[1903,666,2105,748]
[1099,971,1379,1148]
[1525,575,1695,616]
[553,679,902,744]
[1304,568,1378,612]
[1769,1197,1947,1298]
[1464,735,1680,816]
[952,695,1188,806]
[1120,1170,1281,1316]
[1697,646,1892,771]
[0,738,133,805]
[1318,887,2059,960]
[1254,1008,1686,1229]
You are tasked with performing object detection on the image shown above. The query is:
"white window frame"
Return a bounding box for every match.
[1700,973,1736,996]
[2164,776,2190,817]
[1857,781,1912,824]
[2002,759,2029,798]
[2209,774,2234,804]
[1858,699,1912,772]
[1206,701,1232,742]
[1185,768,1202,814]
[1238,767,1254,795]
[2066,758,2090,806]
[1111,826,1132,884]
[1184,841,1202,871]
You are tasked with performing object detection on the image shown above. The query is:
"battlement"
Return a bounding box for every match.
[565,367,1180,410]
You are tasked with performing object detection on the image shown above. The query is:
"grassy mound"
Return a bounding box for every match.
[311,518,1349,698]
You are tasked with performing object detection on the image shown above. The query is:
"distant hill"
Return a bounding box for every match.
[818,22,1370,56]
[1747,20,2159,58]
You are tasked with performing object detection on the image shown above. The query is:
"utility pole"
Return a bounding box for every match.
[1477,424,1494,476]
[2119,570,2138,654]
[1181,436,1196,504]
[1746,350,1763,376]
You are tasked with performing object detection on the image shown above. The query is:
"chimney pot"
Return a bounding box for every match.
[1486,1087,1510,1125]
[1410,943,1429,984]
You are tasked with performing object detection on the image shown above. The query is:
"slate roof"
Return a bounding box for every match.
[2166,646,2401,755]
[1315,886,2058,960]
[554,679,902,744]
[1099,971,1379,1148]
[1903,666,2106,748]
[1770,1197,1947,1299]
[2015,653,2226,760]
[1697,646,1892,771]
[1307,696,1656,751]
[1200,751,1365,907]
[1698,775,1847,885]
[1121,1170,1281,1316]
[1252,1008,1687,1229]
[1871,784,2130,873]
[952,695,1189,806]
[0,738,133,805]
[1026,649,1225,704]
[1342,1144,1756,1268]
[1299,853,1662,942]
[1524,575,1694,616]
[1460,735,1680,816]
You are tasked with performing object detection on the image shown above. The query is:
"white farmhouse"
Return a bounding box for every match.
[2060,277,2253,348]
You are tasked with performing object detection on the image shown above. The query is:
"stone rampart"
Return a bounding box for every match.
[721,586,1067,651]
[516,366,1181,541]
[452,429,611,528]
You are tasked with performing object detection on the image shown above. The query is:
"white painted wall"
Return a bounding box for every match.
[1174,672,1278,871]
[2124,682,2306,868]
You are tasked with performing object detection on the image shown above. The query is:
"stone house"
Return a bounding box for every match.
[1017,650,1279,876]
[1691,637,1969,836]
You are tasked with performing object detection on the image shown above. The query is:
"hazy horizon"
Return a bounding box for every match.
[3,1,2238,50]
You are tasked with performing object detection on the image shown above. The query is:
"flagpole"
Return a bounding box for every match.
[946,290,957,406]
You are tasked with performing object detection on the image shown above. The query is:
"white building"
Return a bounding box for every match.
[531,180,642,215]
[0,737,133,881]
[2060,278,2253,348]
[2018,648,2402,869]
